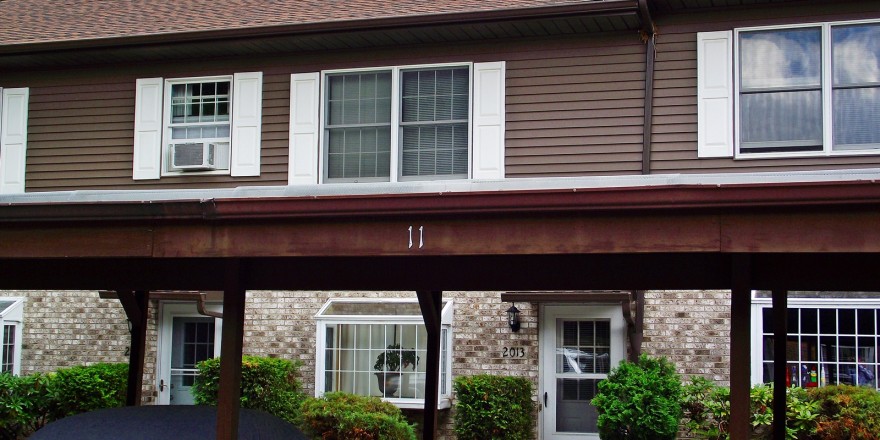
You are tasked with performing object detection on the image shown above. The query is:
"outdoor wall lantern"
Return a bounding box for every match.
[507,304,521,332]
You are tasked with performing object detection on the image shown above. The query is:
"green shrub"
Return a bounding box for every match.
[192,355,305,424]
[592,355,682,440]
[681,378,820,440]
[808,385,880,440]
[51,363,128,418]
[0,363,128,440]
[0,372,56,440]
[297,392,416,440]
[453,374,535,440]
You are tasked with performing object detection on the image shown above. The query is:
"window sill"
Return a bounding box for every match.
[735,148,880,160]
[387,397,452,410]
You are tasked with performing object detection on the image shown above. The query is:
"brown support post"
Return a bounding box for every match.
[772,290,788,440]
[117,290,148,406]
[216,260,246,440]
[416,290,442,440]
[730,255,752,440]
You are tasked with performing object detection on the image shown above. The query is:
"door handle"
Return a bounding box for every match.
[544,392,548,408]
[159,379,166,391]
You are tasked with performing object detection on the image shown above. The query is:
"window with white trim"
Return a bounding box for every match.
[0,298,24,376]
[288,61,505,185]
[696,20,880,159]
[165,78,232,173]
[133,72,262,180]
[323,65,470,182]
[315,299,454,409]
[751,293,880,390]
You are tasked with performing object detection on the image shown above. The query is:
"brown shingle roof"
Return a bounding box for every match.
[0,0,619,46]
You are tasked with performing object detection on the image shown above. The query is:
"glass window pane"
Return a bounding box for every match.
[740,28,821,89]
[801,308,817,334]
[820,336,837,362]
[833,87,880,149]
[762,307,772,333]
[859,309,876,335]
[740,90,823,150]
[840,309,856,334]
[832,24,880,86]
[820,309,836,334]
[788,308,800,334]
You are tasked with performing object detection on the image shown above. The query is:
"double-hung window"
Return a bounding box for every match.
[0,298,24,376]
[751,293,880,390]
[133,72,262,180]
[323,65,470,183]
[697,20,880,158]
[315,298,454,409]
[165,78,232,172]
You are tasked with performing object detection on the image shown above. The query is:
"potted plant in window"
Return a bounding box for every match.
[374,343,420,397]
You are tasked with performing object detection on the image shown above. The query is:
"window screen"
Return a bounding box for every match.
[400,67,469,178]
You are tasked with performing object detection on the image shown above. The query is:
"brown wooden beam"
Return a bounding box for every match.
[117,290,148,406]
[216,260,246,440]
[772,290,787,440]
[730,255,751,440]
[416,290,442,440]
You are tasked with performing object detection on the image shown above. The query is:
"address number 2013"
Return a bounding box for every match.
[502,347,526,358]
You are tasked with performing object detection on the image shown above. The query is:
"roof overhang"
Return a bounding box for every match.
[0,1,641,70]
[1,179,880,292]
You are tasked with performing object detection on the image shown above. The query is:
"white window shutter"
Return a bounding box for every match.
[0,87,29,194]
[288,72,320,185]
[132,78,163,180]
[697,31,734,158]
[472,61,506,180]
[231,72,263,177]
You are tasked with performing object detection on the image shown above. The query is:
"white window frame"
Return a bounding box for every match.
[0,298,25,376]
[314,298,454,409]
[750,295,880,388]
[161,75,234,176]
[318,62,474,184]
[733,18,880,159]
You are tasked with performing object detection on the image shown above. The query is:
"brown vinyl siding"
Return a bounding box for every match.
[649,1,880,174]
[24,71,291,191]
[11,0,880,193]
[505,33,646,177]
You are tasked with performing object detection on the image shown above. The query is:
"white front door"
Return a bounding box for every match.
[540,305,625,439]
[157,303,222,405]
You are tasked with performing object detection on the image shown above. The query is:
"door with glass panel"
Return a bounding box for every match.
[157,303,222,405]
[541,305,624,439]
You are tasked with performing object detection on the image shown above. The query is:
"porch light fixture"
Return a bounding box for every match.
[507,304,521,332]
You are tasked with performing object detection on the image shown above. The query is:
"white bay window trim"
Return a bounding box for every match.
[750,296,880,389]
[0,87,29,194]
[314,298,454,409]
[132,73,262,179]
[0,298,24,376]
[698,19,880,160]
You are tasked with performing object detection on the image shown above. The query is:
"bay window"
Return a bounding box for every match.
[752,294,880,390]
[0,298,24,376]
[315,299,454,409]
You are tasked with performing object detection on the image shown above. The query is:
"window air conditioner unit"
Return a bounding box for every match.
[171,142,217,170]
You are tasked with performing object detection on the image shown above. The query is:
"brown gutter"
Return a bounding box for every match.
[638,0,656,174]
[2,180,880,223]
[0,1,640,55]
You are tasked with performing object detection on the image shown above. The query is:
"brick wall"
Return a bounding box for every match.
[3,289,733,438]
[642,290,732,385]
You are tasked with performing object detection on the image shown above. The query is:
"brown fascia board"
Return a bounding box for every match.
[2,180,880,224]
[0,1,640,56]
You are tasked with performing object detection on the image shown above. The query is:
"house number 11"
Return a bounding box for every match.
[407,226,424,249]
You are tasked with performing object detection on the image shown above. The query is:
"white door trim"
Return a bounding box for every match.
[156,302,222,405]
[539,304,625,440]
